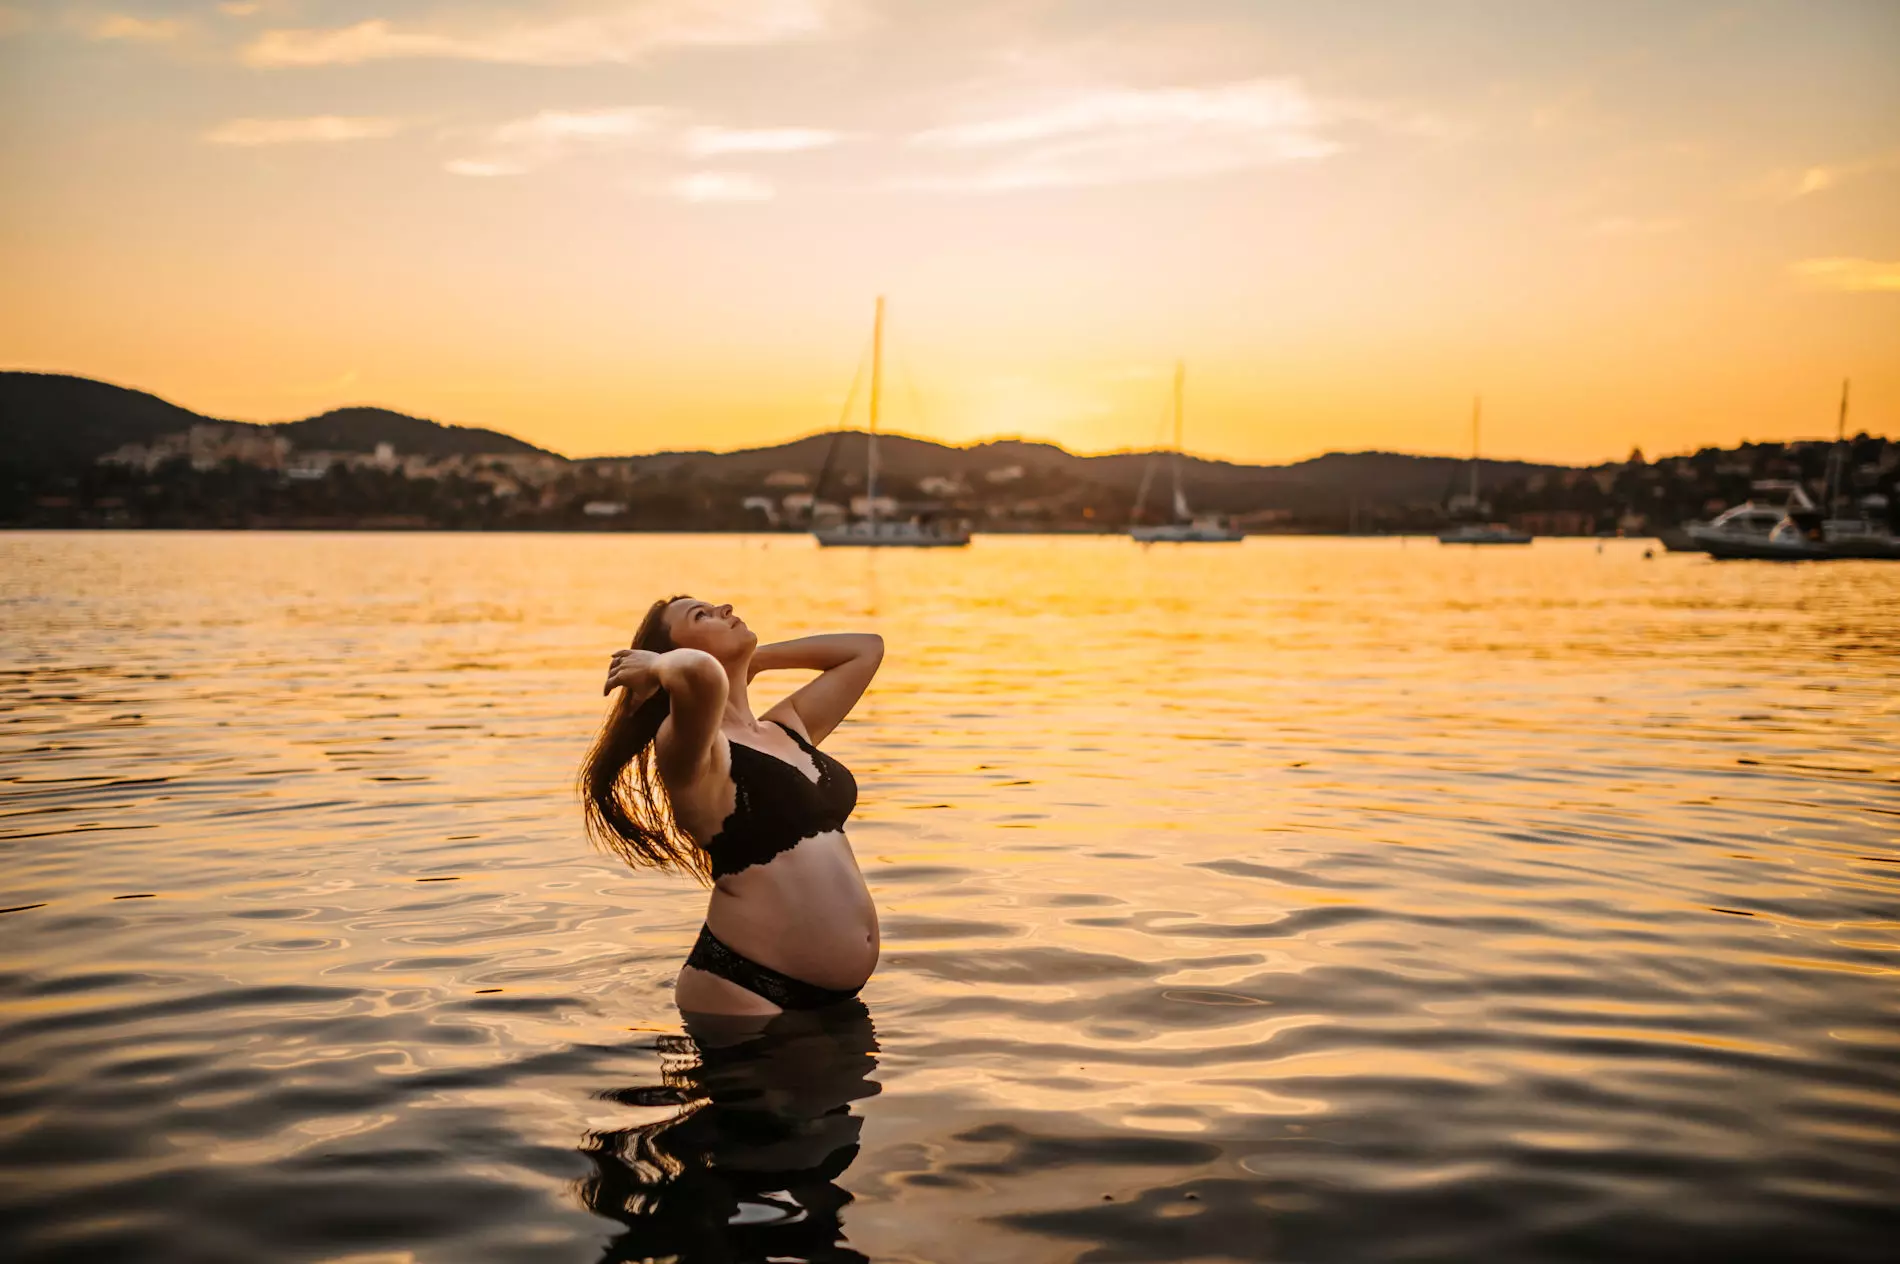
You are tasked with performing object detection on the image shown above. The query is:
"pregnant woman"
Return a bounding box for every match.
[581,596,883,1017]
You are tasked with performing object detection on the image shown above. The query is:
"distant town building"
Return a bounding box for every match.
[983,465,1025,485]
[286,451,345,480]
[764,470,809,488]
[583,501,627,517]
[100,423,291,473]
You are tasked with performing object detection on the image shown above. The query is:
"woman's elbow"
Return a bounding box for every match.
[661,648,727,697]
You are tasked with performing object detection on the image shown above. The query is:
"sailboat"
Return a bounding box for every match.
[813,297,971,548]
[1129,363,1243,543]
[1437,396,1531,545]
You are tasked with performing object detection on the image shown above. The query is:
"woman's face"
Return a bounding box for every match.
[663,597,757,663]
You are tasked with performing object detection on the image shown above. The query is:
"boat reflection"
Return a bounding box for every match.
[577,1002,882,1263]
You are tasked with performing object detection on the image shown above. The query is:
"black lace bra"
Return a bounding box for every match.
[704,719,857,879]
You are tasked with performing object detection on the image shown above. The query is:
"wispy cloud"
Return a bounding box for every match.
[89,14,183,42]
[219,3,263,17]
[683,126,841,157]
[205,116,404,146]
[900,78,1339,193]
[1588,216,1683,238]
[493,107,670,147]
[243,0,840,67]
[665,171,775,202]
[444,107,672,176]
[1758,150,1900,201]
[446,108,839,181]
[1789,258,1900,293]
[0,6,30,38]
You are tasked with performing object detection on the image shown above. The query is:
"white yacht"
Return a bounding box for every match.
[1684,481,1815,551]
[1128,363,1243,543]
[813,297,971,549]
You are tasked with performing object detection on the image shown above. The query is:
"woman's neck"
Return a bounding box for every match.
[720,658,760,730]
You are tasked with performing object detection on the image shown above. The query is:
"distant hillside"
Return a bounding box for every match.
[0,372,555,468]
[2,370,1559,509]
[592,432,1558,511]
[274,407,549,459]
[0,373,221,470]
[8,371,1888,536]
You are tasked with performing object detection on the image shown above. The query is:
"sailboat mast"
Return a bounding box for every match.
[867,296,884,530]
[1470,396,1482,507]
[1827,377,1850,514]
[1171,361,1185,519]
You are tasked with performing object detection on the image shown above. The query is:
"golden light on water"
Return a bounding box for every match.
[1,531,1897,1257]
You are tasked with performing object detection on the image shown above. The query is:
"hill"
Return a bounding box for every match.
[0,372,556,468]
[592,432,1557,512]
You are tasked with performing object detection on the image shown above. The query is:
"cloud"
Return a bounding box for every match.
[89,14,183,42]
[683,126,841,156]
[1789,258,1900,293]
[1588,216,1683,238]
[0,6,30,38]
[666,171,775,202]
[205,116,404,146]
[899,78,1339,193]
[1758,151,1900,201]
[242,0,840,67]
[493,107,670,147]
[445,107,671,176]
[447,108,840,179]
[219,3,262,16]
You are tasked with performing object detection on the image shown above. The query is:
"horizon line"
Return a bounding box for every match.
[3,367,1880,472]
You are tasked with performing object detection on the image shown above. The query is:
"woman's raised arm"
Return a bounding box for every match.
[753,633,883,744]
[605,647,729,779]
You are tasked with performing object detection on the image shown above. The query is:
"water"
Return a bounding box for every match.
[2,531,1896,1263]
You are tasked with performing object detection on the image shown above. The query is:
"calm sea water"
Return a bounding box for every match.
[1,531,1896,1263]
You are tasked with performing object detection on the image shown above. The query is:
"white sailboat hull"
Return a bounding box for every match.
[814,521,971,548]
[1437,525,1532,545]
[1130,523,1244,543]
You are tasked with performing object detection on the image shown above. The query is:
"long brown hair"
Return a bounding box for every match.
[580,595,712,881]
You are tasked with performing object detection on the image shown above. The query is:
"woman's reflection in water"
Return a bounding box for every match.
[578,1001,881,1263]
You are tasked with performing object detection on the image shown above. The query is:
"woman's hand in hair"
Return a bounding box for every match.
[603,648,661,698]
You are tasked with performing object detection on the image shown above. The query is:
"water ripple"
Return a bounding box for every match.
[1,532,1896,1262]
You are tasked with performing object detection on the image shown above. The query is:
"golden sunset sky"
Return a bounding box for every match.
[1,1,1896,464]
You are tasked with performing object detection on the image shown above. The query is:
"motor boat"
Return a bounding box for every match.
[1683,482,1814,552]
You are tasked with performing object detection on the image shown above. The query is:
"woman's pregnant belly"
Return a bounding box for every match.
[704,831,879,990]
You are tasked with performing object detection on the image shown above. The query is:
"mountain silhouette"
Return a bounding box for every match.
[0,370,1556,511]
[0,372,554,469]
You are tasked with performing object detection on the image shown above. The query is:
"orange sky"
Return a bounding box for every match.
[1,1,1896,465]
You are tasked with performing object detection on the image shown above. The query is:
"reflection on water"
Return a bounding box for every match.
[580,1005,879,1263]
[0,531,1895,1263]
